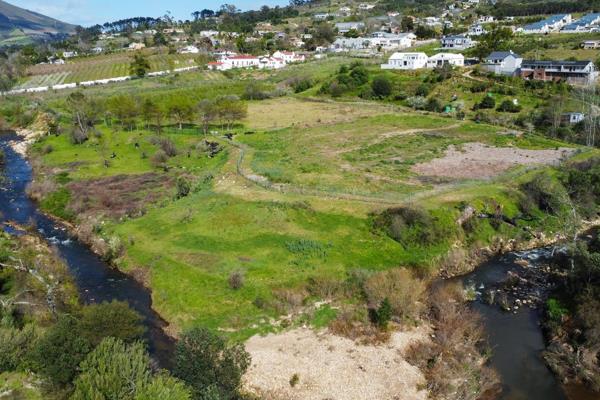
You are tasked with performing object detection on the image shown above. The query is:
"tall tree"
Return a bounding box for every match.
[130,53,151,78]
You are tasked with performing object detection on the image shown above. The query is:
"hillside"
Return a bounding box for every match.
[0,0,76,46]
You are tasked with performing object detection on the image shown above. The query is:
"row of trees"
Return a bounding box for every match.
[64,92,248,143]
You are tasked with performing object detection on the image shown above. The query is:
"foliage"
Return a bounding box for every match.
[78,300,145,346]
[130,53,152,78]
[364,269,425,322]
[30,315,92,387]
[497,99,521,113]
[371,76,392,98]
[372,298,392,329]
[176,176,192,199]
[174,327,250,400]
[39,188,73,221]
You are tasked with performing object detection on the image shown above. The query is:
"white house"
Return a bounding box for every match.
[62,51,78,58]
[468,24,486,36]
[91,47,103,54]
[200,30,220,37]
[258,56,286,69]
[427,53,465,68]
[562,112,585,124]
[381,52,428,70]
[179,45,200,54]
[272,50,305,63]
[482,51,523,76]
[358,3,375,10]
[128,42,146,51]
[440,35,473,50]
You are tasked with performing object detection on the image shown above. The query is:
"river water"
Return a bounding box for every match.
[0,132,174,367]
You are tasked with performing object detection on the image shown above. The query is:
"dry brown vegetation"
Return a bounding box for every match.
[406,283,500,400]
[66,173,173,220]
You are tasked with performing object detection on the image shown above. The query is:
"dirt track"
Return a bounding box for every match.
[243,327,429,400]
[412,142,575,180]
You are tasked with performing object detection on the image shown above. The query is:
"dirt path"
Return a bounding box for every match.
[244,327,429,400]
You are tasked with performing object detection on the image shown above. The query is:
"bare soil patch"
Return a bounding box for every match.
[412,142,575,180]
[243,327,429,400]
[67,173,173,219]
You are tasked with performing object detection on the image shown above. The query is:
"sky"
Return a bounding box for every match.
[11,0,290,26]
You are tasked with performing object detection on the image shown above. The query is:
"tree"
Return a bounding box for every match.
[106,94,139,130]
[30,315,92,387]
[174,327,250,400]
[215,97,247,131]
[371,76,392,98]
[473,25,514,60]
[130,53,151,78]
[197,99,218,134]
[142,98,164,131]
[135,374,192,400]
[78,300,146,347]
[71,338,151,399]
[67,92,100,144]
[201,9,215,19]
[478,95,496,109]
[167,97,195,130]
[374,298,392,329]
[401,16,414,32]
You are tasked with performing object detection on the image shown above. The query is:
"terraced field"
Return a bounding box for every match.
[18,52,201,88]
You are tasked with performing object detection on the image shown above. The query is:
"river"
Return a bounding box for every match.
[0,132,174,367]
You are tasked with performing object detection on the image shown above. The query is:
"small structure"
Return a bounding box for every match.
[582,40,600,49]
[179,45,200,54]
[128,42,146,51]
[562,112,585,124]
[482,50,523,76]
[468,24,487,36]
[335,22,366,34]
[381,52,428,70]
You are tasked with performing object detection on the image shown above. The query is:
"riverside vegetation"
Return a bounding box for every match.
[2,55,600,398]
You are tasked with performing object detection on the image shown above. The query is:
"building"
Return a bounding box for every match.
[482,51,523,76]
[258,56,286,69]
[522,14,572,34]
[179,45,200,54]
[272,51,306,63]
[441,35,474,50]
[427,53,465,68]
[335,22,366,34]
[62,51,78,58]
[128,42,146,51]
[333,33,415,52]
[381,52,428,70]
[562,13,600,33]
[313,13,330,20]
[582,40,600,49]
[358,3,376,10]
[468,24,486,36]
[519,60,598,84]
[562,112,585,124]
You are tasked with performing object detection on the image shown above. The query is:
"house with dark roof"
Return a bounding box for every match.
[482,51,522,76]
[518,60,598,84]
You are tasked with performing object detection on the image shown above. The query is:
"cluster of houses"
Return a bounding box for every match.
[380,49,598,85]
[521,13,600,34]
[331,32,416,52]
[207,50,306,71]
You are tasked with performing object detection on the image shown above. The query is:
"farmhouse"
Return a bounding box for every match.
[468,24,486,36]
[482,51,523,76]
[272,51,305,63]
[381,52,428,70]
[427,53,465,68]
[519,60,598,84]
[522,14,572,34]
[441,35,474,50]
[179,45,200,54]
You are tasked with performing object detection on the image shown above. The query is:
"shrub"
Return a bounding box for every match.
[497,99,522,113]
[470,82,488,93]
[363,269,425,322]
[407,96,427,110]
[78,300,145,346]
[415,83,431,97]
[41,144,54,154]
[0,325,38,372]
[371,298,392,329]
[425,98,443,112]
[371,76,392,98]
[174,327,250,400]
[0,149,5,167]
[520,173,568,216]
[228,270,245,290]
[151,150,169,168]
[374,206,453,247]
[477,95,496,109]
[290,77,313,93]
[176,176,191,199]
[350,65,369,86]
[289,373,300,387]
[39,188,73,221]
[242,82,270,100]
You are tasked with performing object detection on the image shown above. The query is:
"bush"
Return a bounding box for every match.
[425,98,443,112]
[371,298,392,329]
[477,95,496,109]
[520,173,568,216]
[415,83,431,97]
[0,149,5,166]
[78,301,145,347]
[0,325,38,372]
[363,269,425,322]
[69,127,89,145]
[290,77,314,93]
[407,96,427,110]
[374,206,453,247]
[289,373,300,387]
[228,270,245,290]
[176,176,191,199]
[151,150,169,168]
[470,82,488,93]
[497,99,522,113]
[174,327,251,400]
[242,82,270,100]
[371,76,392,98]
